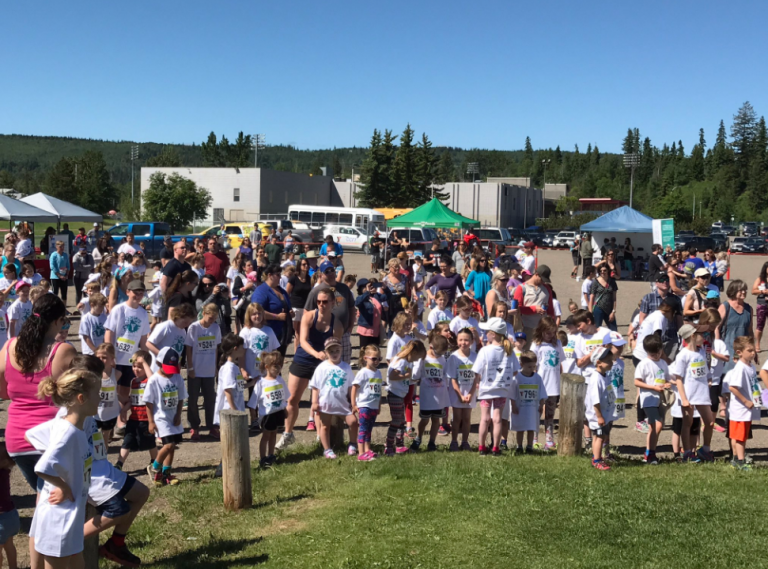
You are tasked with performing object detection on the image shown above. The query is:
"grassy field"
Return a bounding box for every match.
[123,446,768,569]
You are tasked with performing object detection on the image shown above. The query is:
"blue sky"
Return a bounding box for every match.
[3,0,767,153]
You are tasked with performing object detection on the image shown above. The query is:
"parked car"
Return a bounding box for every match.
[730,237,748,252]
[323,225,372,254]
[675,235,720,254]
[108,222,188,259]
[523,232,546,247]
[721,225,737,236]
[257,219,322,243]
[711,221,723,230]
[709,232,729,252]
[742,223,759,237]
[387,227,445,253]
[741,237,765,253]
[542,231,559,247]
[198,224,255,249]
[553,231,578,248]
[476,227,514,251]
[507,228,526,243]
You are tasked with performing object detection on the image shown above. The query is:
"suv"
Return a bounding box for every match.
[676,235,718,253]
[387,227,444,253]
[730,237,748,252]
[323,225,372,254]
[476,227,514,250]
[742,222,759,237]
[553,231,578,248]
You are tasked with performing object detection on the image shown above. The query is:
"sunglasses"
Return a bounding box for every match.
[366,356,381,362]
[316,299,330,305]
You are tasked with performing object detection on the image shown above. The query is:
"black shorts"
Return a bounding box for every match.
[121,420,156,452]
[288,360,320,380]
[710,383,723,412]
[590,423,612,438]
[672,417,701,436]
[96,417,118,431]
[419,408,447,419]
[259,409,286,432]
[95,475,136,519]
[116,364,135,388]
[160,433,183,446]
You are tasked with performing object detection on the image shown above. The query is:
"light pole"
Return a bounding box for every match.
[251,134,266,167]
[466,162,480,182]
[541,158,551,219]
[623,153,640,208]
[130,145,139,205]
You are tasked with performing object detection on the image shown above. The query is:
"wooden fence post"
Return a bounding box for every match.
[557,373,587,457]
[329,415,345,449]
[83,504,100,569]
[221,409,252,511]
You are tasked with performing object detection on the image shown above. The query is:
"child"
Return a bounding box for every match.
[584,348,616,471]
[240,303,280,379]
[0,445,18,569]
[79,292,108,355]
[427,290,453,330]
[8,281,31,338]
[95,343,122,444]
[385,340,426,456]
[581,266,595,308]
[342,273,356,291]
[27,369,101,568]
[146,304,195,366]
[411,335,449,452]
[633,335,670,465]
[143,347,187,486]
[310,337,359,459]
[116,350,158,472]
[407,301,427,341]
[698,308,729,430]
[0,264,17,312]
[492,301,516,341]
[248,351,290,467]
[715,251,729,289]
[559,327,579,375]
[191,253,206,280]
[474,317,520,456]
[386,312,414,363]
[510,350,547,453]
[351,344,383,461]
[671,324,715,463]
[513,332,526,361]
[449,296,482,351]
[531,317,566,450]
[29,285,46,305]
[146,284,165,331]
[446,328,478,451]
[185,303,222,440]
[77,281,102,316]
[21,261,42,287]
[726,336,761,470]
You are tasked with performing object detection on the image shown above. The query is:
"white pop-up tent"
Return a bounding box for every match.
[20,193,102,226]
[580,206,654,264]
[0,194,59,223]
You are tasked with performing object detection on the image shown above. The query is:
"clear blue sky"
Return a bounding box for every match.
[3,0,767,154]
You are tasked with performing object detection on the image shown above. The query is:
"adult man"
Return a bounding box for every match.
[580,234,594,278]
[520,241,536,274]
[512,265,555,345]
[683,247,706,280]
[423,239,446,273]
[639,273,683,358]
[319,235,343,258]
[61,223,76,253]
[304,260,355,364]
[160,241,191,294]
[204,237,229,283]
[264,235,283,265]
[117,233,138,256]
[647,244,667,283]
[249,222,262,246]
[87,222,103,251]
[159,235,175,265]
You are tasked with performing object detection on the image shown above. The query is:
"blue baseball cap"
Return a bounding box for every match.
[514,331,527,341]
[706,290,720,299]
[319,260,335,273]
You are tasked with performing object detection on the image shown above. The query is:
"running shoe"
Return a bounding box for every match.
[357,451,376,462]
[460,442,472,452]
[347,445,357,456]
[714,423,726,433]
[592,459,611,471]
[259,457,272,468]
[208,426,220,441]
[410,438,421,452]
[190,429,200,442]
[635,420,650,434]
[533,442,545,451]
[384,447,396,457]
[441,424,452,434]
[449,441,460,452]
[406,427,417,439]
[500,439,508,450]
[545,440,557,451]
[306,420,316,432]
[323,449,337,459]
[491,446,502,457]
[438,425,449,436]
[478,445,489,456]
[682,450,701,463]
[697,448,715,463]
[395,445,410,454]
[99,540,141,568]
[426,442,437,452]
[275,431,295,452]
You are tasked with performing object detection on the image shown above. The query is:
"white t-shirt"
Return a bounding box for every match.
[708,338,728,385]
[28,418,91,557]
[532,340,566,397]
[309,360,354,416]
[607,359,626,421]
[472,344,520,400]
[105,303,151,366]
[633,311,668,360]
[23,272,42,287]
[562,334,579,375]
[553,299,562,318]
[727,361,762,422]
[148,320,187,363]
[147,286,164,318]
[635,358,670,408]
[79,311,107,355]
[0,278,17,311]
[185,321,222,378]
[510,372,547,432]
[574,327,610,381]
[521,254,535,274]
[117,243,137,256]
[239,326,280,378]
[352,368,383,410]
[450,315,483,350]
[420,355,450,411]
[248,375,290,416]
[581,279,593,308]
[671,347,710,406]
[214,361,247,424]
[143,372,187,437]
[226,267,241,295]
[386,333,412,362]
[97,370,119,422]
[584,371,615,429]
[8,298,32,336]
[445,350,478,408]
[0,307,7,350]
[386,357,412,399]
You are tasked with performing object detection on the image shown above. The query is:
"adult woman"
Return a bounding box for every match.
[718,280,754,374]
[49,240,70,304]
[667,251,688,298]
[452,241,468,276]
[382,258,410,319]
[286,257,312,349]
[251,264,294,355]
[92,237,110,264]
[465,256,492,318]
[485,270,510,318]
[195,272,231,334]
[684,270,713,322]
[623,238,634,274]
[238,236,254,262]
[232,259,257,328]
[108,267,133,311]
[752,262,768,351]
[276,288,343,451]
[425,256,466,306]
[1,243,22,276]
[39,227,55,257]
[167,269,199,314]
[0,294,76,489]
[589,264,618,331]
[597,249,621,281]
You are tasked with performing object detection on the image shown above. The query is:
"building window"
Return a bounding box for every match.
[233,188,240,202]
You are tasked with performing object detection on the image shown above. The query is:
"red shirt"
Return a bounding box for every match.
[129,376,149,422]
[204,251,230,282]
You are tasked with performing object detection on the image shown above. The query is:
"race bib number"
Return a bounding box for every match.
[83,455,93,487]
[424,363,443,380]
[690,359,707,379]
[130,387,145,407]
[198,335,216,351]
[116,337,136,354]
[236,377,246,393]
[162,390,179,409]
[264,384,284,404]
[99,386,116,407]
[458,364,475,383]
[564,347,575,359]
[92,431,108,461]
[518,384,538,404]
[606,385,616,405]
[615,398,626,415]
[368,378,382,396]
[585,338,603,349]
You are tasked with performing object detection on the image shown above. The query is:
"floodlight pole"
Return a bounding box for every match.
[252,134,266,168]
[623,153,640,209]
[130,145,139,205]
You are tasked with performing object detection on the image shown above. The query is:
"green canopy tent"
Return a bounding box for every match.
[386,198,480,229]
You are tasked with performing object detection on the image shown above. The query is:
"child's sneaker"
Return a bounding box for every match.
[682,450,701,463]
[438,425,449,436]
[544,440,557,451]
[266,455,277,466]
[259,457,271,468]
[384,447,396,457]
[163,473,180,486]
[478,445,489,456]
[208,426,221,441]
[347,445,357,456]
[714,423,726,433]
[635,420,650,434]
[491,446,502,457]
[603,452,618,463]
[524,446,533,454]
[406,427,417,439]
[249,420,261,434]
[592,459,611,471]
[410,438,421,452]
[426,441,437,452]
[413,395,420,405]
[449,441,460,452]
[500,439,508,450]
[441,424,451,434]
[533,442,545,451]
[323,449,337,460]
[460,441,472,452]
[190,428,200,441]
[275,431,295,451]
[147,464,158,480]
[99,539,141,568]
[306,420,316,432]
[697,447,715,462]
[395,445,410,454]
[357,451,375,462]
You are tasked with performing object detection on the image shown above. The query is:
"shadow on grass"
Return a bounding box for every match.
[251,492,311,510]
[144,538,267,568]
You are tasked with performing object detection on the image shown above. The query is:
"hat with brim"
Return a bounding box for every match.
[535,265,552,284]
[153,347,181,374]
[479,317,508,337]
[15,281,30,292]
[127,280,145,292]
[324,337,342,350]
[678,324,697,340]
[306,251,319,259]
[706,290,720,299]
[694,268,711,278]
[605,331,626,347]
[590,346,613,366]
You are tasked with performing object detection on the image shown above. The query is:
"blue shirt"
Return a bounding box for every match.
[251,282,292,339]
[465,270,492,308]
[319,242,343,257]
[0,257,22,275]
[683,256,706,278]
[49,252,70,280]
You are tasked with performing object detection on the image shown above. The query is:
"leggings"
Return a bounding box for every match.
[187,376,216,429]
[52,278,68,304]
[404,384,415,423]
[386,394,406,449]
[357,407,379,444]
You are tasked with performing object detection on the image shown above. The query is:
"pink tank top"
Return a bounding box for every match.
[5,341,63,455]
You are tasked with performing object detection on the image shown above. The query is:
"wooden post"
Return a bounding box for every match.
[221,409,252,511]
[328,415,345,449]
[83,504,100,569]
[557,373,587,457]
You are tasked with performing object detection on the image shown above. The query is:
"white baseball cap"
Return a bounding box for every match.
[479,317,507,337]
[604,331,626,347]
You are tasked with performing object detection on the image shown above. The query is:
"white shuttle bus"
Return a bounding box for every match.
[287,205,385,236]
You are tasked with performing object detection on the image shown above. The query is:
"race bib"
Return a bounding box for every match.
[99,386,116,407]
[367,377,382,396]
[92,431,108,461]
[264,384,284,405]
[606,385,616,405]
[162,390,179,409]
[236,377,246,393]
[424,363,443,379]
[615,398,626,415]
[83,455,93,487]
[116,337,136,354]
[198,335,216,351]
[518,384,538,404]
[690,359,707,379]
[585,338,603,349]
[458,364,475,383]
[130,387,145,407]
[654,371,667,385]
[564,347,575,359]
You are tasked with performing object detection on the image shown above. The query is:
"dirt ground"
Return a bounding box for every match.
[3,248,768,558]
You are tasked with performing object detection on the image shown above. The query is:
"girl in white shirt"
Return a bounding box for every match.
[248,351,289,467]
[531,316,566,450]
[446,329,478,451]
[184,303,222,439]
[385,340,426,456]
[214,334,254,426]
[412,335,450,452]
[350,344,384,461]
[449,296,483,352]
[95,343,122,444]
[146,304,195,366]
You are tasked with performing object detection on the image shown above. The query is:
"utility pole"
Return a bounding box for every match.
[252,134,266,167]
[130,145,139,205]
[623,153,640,208]
[541,158,551,219]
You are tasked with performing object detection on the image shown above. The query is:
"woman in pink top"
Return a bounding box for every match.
[0,294,76,490]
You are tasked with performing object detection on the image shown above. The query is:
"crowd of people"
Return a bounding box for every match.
[0,220,767,568]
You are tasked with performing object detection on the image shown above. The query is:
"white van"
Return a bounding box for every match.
[324,225,371,254]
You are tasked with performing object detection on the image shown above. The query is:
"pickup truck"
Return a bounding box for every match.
[108,222,194,259]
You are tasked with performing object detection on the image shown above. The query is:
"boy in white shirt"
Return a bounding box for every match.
[584,347,615,471]
[79,293,108,356]
[727,337,762,470]
[633,335,671,465]
[510,350,547,453]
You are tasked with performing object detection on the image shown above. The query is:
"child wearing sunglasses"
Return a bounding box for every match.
[351,344,383,461]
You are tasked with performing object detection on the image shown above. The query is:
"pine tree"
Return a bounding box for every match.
[392,124,417,207]
[357,129,383,207]
[231,132,253,167]
[201,131,222,167]
[332,155,342,180]
[414,133,440,201]
[731,101,758,161]
[434,151,454,185]
[380,130,397,204]
[219,136,232,167]
[622,129,634,154]
[524,137,534,163]
[554,145,563,165]
[699,128,706,149]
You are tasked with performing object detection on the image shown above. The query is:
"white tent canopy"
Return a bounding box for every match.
[19,193,102,223]
[0,194,59,222]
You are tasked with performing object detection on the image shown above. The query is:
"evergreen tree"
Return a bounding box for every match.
[731,101,758,161]
[434,151,455,185]
[380,130,397,204]
[0,170,14,189]
[622,129,634,154]
[219,136,232,167]
[231,132,253,167]
[699,128,706,149]
[414,133,441,201]
[524,137,534,163]
[146,147,182,167]
[332,155,342,180]
[554,145,563,165]
[44,157,77,201]
[357,129,383,207]
[200,132,222,167]
[392,124,417,206]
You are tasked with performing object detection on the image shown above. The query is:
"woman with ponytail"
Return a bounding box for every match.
[0,294,76,489]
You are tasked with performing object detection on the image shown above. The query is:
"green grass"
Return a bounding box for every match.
[124,447,768,568]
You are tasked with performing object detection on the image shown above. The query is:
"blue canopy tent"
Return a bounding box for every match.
[580,206,654,270]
